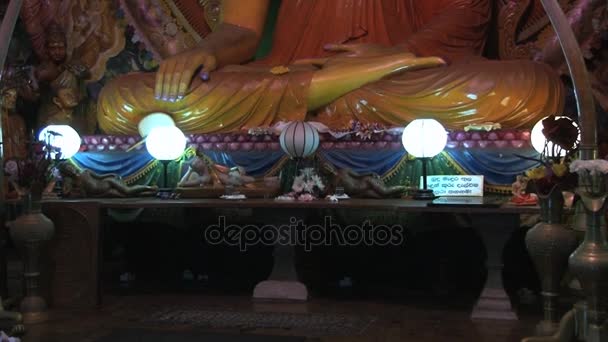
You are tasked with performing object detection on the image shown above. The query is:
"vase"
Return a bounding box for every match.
[569,173,608,342]
[526,185,578,336]
[8,193,55,323]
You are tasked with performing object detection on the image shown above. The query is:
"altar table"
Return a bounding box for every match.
[41,198,539,320]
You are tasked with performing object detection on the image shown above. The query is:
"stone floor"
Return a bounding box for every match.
[18,292,542,342]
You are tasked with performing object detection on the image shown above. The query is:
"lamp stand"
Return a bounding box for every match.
[160,160,171,190]
[413,158,436,200]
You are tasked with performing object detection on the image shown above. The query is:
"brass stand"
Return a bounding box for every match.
[525,188,577,336]
[8,198,55,324]
[568,185,608,342]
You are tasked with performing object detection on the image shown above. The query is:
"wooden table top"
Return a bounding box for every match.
[42,197,540,214]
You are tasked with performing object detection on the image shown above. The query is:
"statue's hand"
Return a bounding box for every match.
[155,48,218,102]
[294,44,409,68]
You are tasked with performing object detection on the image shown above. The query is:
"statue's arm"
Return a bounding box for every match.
[210,0,270,66]
[155,0,269,102]
[401,0,491,62]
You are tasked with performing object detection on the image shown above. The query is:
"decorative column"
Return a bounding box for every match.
[525,186,577,335]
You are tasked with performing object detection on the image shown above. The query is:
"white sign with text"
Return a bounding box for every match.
[419,175,484,197]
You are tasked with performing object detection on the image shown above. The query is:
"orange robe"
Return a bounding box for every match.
[259,0,561,129]
[260,0,491,64]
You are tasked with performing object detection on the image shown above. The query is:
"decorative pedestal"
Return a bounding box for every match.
[253,221,308,301]
[471,214,519,320]
[525,187,577,336]
[8,198,55,324]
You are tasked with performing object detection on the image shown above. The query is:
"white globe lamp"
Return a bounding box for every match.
[145,126,187,161]
[279,121,320,159]
[531,116,580,157]
[38,125,82,159]
[145,125,186,189]
[402,119,448,200]
[138,112,176,138]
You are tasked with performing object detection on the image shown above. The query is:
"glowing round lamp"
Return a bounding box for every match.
[401,119,448,158]
[279,121,319,159]
[138,112,176,137]
[38,125,82,159]
[531,116,580,157]
[401,119,447,200]
[145,126,186,160]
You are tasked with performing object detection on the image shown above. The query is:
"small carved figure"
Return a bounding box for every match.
[38,70,80,127]
[177,156,212,187]
[512,175,529,198]
[325,166,405,199]
[214,165,256,188]
[35,23,88,86]
[511,175,537,205]
[57,162,158,198]
[1,87,27,160]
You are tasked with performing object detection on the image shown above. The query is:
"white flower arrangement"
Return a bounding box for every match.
[292,168,325,194]
[569,159,608,175]
[276,167,325,201]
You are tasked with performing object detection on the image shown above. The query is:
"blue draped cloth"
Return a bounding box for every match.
[70,147,539,188]
[71,151,155,177]
[202,150,285,177]
[319,149,406,175]
[445,148,540,185]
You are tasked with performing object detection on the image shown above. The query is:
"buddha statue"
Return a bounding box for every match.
[58,162,159,198]
[97,0,564,135]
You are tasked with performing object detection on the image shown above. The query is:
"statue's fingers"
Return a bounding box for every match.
[155,62,168,100]
[177,68,195,99]
[159,61,177,101]
[199,55,217,80]
[169,61,188,102]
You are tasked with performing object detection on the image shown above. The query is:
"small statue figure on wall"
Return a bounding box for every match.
[35,23,89,87]
[37,70,81,127]
[34,23,89,130]
[57,162,158,198]
[1,86,28,161]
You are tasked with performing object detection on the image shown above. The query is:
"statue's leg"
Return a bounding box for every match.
[365,178,405,197]
[312,60,564,130]
[307,54,445,111]
[97,69,305,134]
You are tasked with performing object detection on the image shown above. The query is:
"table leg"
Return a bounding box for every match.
[43,202,101,309]
[471,214,519,320]
[253,211,308,301]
